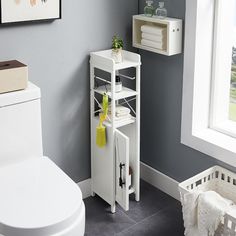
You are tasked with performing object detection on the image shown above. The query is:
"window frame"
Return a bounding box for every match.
[181,0,236,167]
[210,0,236,138]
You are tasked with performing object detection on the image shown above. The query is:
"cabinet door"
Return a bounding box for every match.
[115,129,129,211]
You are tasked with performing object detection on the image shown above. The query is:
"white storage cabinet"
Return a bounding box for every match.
[133,15,183,56]
[90,49,141,213]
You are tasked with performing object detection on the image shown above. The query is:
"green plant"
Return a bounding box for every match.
[112,35,123,50]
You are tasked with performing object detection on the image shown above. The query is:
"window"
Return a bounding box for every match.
[210,0,236,138]
[181,0,236,167]
[230,8,236,122]
[230,49,236,122]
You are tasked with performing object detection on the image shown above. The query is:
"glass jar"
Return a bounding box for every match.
[155,2,167,19]
[144,0,154,17]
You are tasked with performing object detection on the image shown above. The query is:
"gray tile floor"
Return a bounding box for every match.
[84,180,185,236]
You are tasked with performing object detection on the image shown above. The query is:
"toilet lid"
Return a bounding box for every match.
[0,156,83,236]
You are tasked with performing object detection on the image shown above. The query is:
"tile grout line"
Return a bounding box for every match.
[116,204,179,235]
[116,212,159,235]
[119,197,178,224]
[118,210,137,224]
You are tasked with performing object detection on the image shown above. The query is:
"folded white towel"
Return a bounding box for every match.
[113,114,132,122]
[142,32,165,42]
[108,105,130,116]
[182,190,233,236]
[116,112,131,117]
[141,39,165,50]
[108,111,131,118]
[106,114,132,122]
[141,24,167,36]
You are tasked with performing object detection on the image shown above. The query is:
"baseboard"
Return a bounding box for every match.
[78,164,180,201]
[78,178,91,199]
[140,162,180,201]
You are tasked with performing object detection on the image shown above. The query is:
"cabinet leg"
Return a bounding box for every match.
[111,204,116,214]
[135,192,140,202]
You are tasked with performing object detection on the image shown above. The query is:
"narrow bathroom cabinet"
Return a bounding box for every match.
[90,50,141,213]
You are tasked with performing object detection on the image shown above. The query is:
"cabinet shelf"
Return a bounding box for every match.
[94,85,138,100]
[129,187,135,195]
[94,116,136,129]
[90,49,141,72]
[133,15,183,56]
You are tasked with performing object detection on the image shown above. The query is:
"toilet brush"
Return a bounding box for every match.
[102,93,108,116]
[96,114,106,148]
[96,93,108,148]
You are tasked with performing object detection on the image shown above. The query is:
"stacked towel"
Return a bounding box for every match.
[140,25,167,50]
[142,32,164,42]
[109,105,130,116]
[107,105,132,122]
[141,25,167,35]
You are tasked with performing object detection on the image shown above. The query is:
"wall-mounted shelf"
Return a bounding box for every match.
[133,15,183,56]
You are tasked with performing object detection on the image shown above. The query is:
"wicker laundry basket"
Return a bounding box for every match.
[179,166,236,236]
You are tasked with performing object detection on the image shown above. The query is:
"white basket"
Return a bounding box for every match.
[179,166,236,236]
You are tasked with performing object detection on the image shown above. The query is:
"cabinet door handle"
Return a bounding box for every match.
[119,163,125,188]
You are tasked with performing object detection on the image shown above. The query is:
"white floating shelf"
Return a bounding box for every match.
[90,49,141,72]
[133,15,183,56]
[94,85,138,100]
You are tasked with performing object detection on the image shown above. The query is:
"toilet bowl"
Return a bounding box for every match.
[0,157,85,236]
[0,83,85,236]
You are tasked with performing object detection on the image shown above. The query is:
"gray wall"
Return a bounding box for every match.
[1,0,235,184]
[0,0,137,182]
[139,0,236,181]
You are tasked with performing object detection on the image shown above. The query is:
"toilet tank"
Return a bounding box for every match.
[0,82,43,165]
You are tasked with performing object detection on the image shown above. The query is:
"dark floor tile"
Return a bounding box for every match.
[84,194,111,215]
[119,180,178,223]
[84,180,183,236]
[117,202,185,236]
[85,195,136,236]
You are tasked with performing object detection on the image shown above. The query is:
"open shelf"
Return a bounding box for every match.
[133,15,183,56]
[90,49,141,72]
[129,187,135,195]
[94,116,136,129]
[94,85,138,100]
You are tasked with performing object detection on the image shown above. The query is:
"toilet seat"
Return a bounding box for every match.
[0,157,83,236]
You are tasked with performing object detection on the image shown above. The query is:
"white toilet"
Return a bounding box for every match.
[0,82,85,236]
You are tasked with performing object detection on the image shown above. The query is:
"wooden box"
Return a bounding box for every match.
[133,15,183,56]
[0,60,28,94]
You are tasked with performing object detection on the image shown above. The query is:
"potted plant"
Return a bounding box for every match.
[111,35,124,63]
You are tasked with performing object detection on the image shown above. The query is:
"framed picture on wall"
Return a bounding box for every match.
[0,0,61,24]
